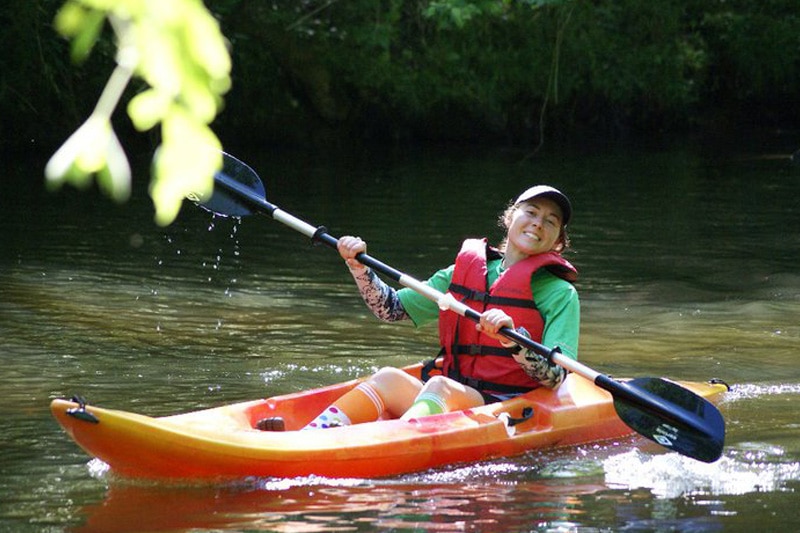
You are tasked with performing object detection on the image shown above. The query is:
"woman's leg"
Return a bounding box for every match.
[303,367,422,429]
[368,367,425,417]
[400,375,485,420]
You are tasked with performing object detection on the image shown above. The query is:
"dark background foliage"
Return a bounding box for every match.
[3,0,799,155]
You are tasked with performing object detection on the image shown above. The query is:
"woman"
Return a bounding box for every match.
[260,185,579,431]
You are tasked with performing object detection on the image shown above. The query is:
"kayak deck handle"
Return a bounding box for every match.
[709,378,731,391]
[66,395,100,424]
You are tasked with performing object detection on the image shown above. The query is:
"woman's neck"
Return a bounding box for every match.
[502,248,527,269]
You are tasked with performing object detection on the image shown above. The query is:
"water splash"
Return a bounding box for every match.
[87,458,110,479]
[252,475,371,492]
[201,216,242,293]
[724,382,800,402]
[603,447,800,498]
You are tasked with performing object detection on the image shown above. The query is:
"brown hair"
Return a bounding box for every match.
[496,201,570,253]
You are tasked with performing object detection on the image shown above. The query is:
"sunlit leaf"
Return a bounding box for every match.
[149,108,222,225]
[135,24,182,94]
[96,129,132,201]
[46,114,109,182]
[48,0,231,225]
[74,116,112,173]
[184,7,231,81]
[80,0,121,10]
[54,2,88,37]
[45,160,93,192]
[127,89,170,131]
[70,9,105,62]
[180,75,219,123]
[45,113,131,202]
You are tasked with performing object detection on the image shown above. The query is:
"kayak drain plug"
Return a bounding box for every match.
[66,395,100,424]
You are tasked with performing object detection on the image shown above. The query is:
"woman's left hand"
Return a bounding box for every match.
[476,309,517,348]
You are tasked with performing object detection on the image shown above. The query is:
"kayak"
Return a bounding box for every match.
[51,363,729,480]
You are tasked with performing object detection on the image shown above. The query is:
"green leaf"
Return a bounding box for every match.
[55,3,106,63]
[44,113,131,202]
[54,2,87,36]
[96,129,131,202]
[48,0,231,225]
[127,89,170,131]
[183,4,232,82]
[149,107,222,226]
[70,10,105,63]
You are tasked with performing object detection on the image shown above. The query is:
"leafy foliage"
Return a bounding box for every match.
[45,0,231,226]
[220,0,800,142]
[5,0,799,209]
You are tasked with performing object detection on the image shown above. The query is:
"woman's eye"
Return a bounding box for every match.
[522,207,559,228]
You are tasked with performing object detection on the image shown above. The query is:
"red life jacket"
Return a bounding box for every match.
[439,238,577,395]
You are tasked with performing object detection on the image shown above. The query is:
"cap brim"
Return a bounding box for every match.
[514,185,572,226]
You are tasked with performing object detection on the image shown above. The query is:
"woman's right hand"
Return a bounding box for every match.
[337,236,367,270]
[476,308,517,347]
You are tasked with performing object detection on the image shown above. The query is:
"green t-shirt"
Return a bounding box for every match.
[397,258,580,359]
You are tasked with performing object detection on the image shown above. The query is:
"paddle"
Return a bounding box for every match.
[193,152,726,463]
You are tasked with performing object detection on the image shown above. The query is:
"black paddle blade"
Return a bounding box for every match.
[612,377,725,463]
[195,152,265,217]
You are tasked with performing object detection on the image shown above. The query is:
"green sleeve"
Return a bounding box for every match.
[532,270,581,360]
[397,265,454,327]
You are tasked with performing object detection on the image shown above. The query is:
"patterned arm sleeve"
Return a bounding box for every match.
[511,328,567,389]
[349,267,410,322]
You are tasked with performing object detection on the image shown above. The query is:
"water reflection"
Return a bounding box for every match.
[70,441,800,533]
[3,141,800,531]
[71,465,608,532]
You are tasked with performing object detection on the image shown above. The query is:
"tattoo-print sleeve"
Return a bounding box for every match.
[350,267,409,322]
[511,328,567,389]
[515,350,567,389]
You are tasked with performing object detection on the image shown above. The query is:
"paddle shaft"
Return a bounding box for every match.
[214,172,563,355]
[214,171,714,437]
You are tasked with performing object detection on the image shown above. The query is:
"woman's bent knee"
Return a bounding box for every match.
[420,375,484,409]
[421,375,450,392]
[368,367,422,416]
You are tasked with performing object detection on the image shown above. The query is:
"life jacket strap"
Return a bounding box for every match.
[453,344,514,357]
[448,283,538,309]
[446,369,537,395]
[420,353,444,383]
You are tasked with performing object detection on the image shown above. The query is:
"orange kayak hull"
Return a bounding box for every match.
[51,364,728,480]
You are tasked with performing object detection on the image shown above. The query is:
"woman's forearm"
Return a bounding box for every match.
[350,267,409,322]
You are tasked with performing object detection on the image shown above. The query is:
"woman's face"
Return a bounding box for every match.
[505,197,564,256]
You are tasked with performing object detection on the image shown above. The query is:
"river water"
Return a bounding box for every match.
[2,136,800,531]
